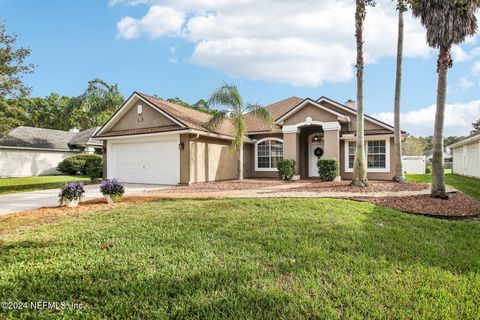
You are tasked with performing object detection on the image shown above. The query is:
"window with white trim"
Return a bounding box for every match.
[367,140,386,168]
[347,140,387,170]
[256,139,283,170]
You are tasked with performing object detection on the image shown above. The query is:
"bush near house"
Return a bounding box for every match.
[57,154,102,176]
[277,159,296,180]
[85,156,103,182]
[317,158,339,181]
[425,165,432,174]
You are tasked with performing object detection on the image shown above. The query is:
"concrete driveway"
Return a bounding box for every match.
[0,184,168,216]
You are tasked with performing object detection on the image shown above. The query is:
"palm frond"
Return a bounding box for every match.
[411,0,478,48]
[204,111,227,131]
[207,84,243,112]
[246,104,274,128]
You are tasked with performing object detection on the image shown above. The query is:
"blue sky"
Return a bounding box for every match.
[1,0,479,136]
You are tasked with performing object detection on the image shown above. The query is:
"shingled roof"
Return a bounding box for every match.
[137,92,235,137]
[245,97,303,132]
[0,126,102,150]
[68,127,102,147]
[0,126,77,150]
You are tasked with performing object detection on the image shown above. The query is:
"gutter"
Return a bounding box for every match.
[94,128,254,143]
[0,145,80,152]
[449,134,480,149]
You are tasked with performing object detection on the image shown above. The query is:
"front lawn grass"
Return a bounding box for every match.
[1,198,479,319]
[0,175,89,195]
[407,172,480,201]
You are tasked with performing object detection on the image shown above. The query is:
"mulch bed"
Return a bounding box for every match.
[158,179,286,193]
[354,192,480,219]
[287,181,429,193]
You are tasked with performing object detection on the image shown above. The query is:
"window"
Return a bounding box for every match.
[348,141,356,169]
[367,140,386,168]
[256,139,283,171]
[137,104,143,115]
[346,139,389,172]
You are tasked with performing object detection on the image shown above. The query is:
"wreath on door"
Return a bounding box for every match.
[314,147,324,157]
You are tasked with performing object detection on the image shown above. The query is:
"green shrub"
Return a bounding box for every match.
[85,156,103,182]
[425,165,432,174]
[317,158,339,181]
[277,159,296,180]
[57,154,103,176]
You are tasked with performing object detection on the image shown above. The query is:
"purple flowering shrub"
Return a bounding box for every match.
[100,179,125,197]
[59,182,85,203]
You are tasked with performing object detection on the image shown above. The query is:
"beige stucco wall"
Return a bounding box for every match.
[181,135,239,183]
[339,137,396,180]
[109,98,175,132]
[0,148,79,177]
[283,104,338,125]
[321,100,386,131]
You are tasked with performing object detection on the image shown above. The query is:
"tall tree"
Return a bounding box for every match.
[351,0,376,187]
[392,0,407,183]
[472,119,480,135]
[205,84,273,180]
[402,136,427,156]
[411,0,478,198]
[0,24,34,98]
[67,79,124,129]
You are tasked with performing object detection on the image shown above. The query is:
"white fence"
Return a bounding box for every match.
[402,156,426,174]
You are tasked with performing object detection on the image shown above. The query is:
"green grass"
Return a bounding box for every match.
[1,198,479,319]
[407,173,480,201]
[0,175,89,195]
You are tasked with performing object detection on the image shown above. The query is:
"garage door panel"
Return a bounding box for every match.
[109,137,179,185]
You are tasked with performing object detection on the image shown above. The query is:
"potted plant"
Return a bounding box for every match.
[100,179,125,204]
[59,182,85,207]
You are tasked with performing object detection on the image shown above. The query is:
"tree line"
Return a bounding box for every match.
[0,23,215,136]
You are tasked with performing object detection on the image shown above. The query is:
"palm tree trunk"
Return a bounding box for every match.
[238,143,244,180]
[352,0,368,187]
[393,1,406,183]
[431,46,450,199]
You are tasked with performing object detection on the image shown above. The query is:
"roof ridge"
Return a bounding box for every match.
[136,91,215,118]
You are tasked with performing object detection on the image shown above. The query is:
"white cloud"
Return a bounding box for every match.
[373,100,480,137]
[460,77,474,90]
[452,46,469,62]
[117,5,185,39]
[473,61,480,76]
[114,0,431,86]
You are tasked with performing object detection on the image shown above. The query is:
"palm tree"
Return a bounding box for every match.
[351,0,376,187]
[205,84,274,180]
[411,0,478,198]
[392,0,407,183]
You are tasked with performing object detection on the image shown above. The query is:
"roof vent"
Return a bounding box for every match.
[345,99,356,109]
[69,128,80,133]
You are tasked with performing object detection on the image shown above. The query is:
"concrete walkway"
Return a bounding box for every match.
[0,184,167,215]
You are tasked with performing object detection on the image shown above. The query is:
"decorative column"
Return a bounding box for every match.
[282,128,300,180]
[322,121,341,180]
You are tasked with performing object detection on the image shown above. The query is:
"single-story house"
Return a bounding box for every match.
[0,126,102,177]
[450,133,480,178]
[94,92,403,185]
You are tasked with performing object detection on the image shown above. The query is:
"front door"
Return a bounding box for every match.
[309,134,324,177]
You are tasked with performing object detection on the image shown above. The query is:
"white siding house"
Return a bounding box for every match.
[0,126,102,177]
[451,133,480,178]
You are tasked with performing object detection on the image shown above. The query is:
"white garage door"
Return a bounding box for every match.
[108,136,179,185]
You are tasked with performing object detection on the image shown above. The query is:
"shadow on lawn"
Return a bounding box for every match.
[0,198,478,318]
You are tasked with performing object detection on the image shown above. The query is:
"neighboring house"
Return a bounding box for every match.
[425,147,452,163]
[94,92,403,185]
[450,133,480,178]
[0,126,102,177]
